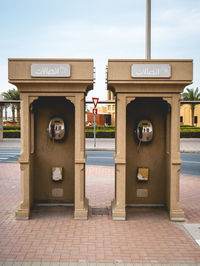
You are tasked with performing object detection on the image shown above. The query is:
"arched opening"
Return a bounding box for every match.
[32,97,75,207]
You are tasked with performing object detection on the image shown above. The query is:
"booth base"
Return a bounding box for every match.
[111,199,126,221]
[170,209,185,222]
[15,208,30,220]
[74,198,89,220]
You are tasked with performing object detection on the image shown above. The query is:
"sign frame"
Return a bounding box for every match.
[131,64,171,78]
[31,63,71,78]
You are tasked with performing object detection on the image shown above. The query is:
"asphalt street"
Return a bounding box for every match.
[86,151,200,176]
[86,151,114,167]
[0,148,200,176]
[180,153,200,176]
[0,148,21,163]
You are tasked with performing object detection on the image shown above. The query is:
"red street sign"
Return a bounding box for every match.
[93,108,98,115]
[92,97,99,108]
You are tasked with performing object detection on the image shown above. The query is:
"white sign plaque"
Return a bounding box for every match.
[31,63,71,77]
[131,64,171,78]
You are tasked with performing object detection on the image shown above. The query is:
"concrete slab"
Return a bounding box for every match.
[180,138,200,153]
[183,224,200,246]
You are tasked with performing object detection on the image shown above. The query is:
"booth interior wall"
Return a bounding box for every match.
[33,97,75,204]
[126,98,168,205]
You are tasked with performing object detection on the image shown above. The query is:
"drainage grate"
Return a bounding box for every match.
[91,207,110,215]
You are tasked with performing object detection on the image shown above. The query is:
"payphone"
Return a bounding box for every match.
[48,116,66,141]
[135,119,153,182]
[135,119,153,143]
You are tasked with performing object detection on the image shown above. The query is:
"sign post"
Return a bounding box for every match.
[92,98,99,147]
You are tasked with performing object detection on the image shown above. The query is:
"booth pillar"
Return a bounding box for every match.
[0,104,3,141]
[8,58,93,220]
[74,93,88,219]
[107,59,193,221]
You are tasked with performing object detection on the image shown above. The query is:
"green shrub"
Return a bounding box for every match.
[180,125,194,128]
[85,126,115,131]
[85,130,115,138]
[180,128,200,132]
[3,130,21,138]
[180,131,200,138]
[96,131,115,138]
[3,125,21,130]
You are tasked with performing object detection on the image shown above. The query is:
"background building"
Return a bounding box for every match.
[180,101,200,126]
[106,91,115,125]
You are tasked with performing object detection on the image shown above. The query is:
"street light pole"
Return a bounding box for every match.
[146,0,151,60]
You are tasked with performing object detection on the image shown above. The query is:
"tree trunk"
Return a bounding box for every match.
[191,104,195,126]
[16,104,20,125]
[12,105,15,121]
[4,106,7,121]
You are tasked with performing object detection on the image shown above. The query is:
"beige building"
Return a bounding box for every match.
[106,91,115,125]
[180,101,200,126]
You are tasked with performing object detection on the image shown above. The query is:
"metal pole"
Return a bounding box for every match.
[146,0,151,60]
[94,113,96,147]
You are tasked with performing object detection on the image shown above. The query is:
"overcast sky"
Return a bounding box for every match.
[0,0,200,100]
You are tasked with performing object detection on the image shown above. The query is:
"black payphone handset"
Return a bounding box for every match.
[135,119,153,151]
[48,116,66,141]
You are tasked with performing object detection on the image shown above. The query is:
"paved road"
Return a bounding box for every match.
[0,148,200,176]
[86,151,114,167]
[180,153,200,176]
[86,151,200,176]
[0,148,20,163]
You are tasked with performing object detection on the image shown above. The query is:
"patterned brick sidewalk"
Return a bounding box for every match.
[0,164,200,264]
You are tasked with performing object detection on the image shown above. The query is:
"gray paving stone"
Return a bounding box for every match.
[2,263,14,266]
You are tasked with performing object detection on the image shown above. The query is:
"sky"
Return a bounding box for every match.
[0,0,200,101]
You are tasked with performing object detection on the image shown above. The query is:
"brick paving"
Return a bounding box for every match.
[86,166,114,208]
[0,164,200,264]
[180,174,200,223]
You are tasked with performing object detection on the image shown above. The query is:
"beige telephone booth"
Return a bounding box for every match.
[8,58,94,220]
[107,59,193,221]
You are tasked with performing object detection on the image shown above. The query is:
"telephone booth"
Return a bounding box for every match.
[8,58,94,220]
[107,59,193,221]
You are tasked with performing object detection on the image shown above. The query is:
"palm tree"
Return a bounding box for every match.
[2,88,20,124]
[181,87,200,126]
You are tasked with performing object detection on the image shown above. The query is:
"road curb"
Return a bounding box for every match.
[181,150,200,154]
[86,148,115,151]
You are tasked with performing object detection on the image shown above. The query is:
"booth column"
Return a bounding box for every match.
[16,94,31,219]
[74,93,88,219]
[0,105,3,141]
[112,93,126,220]
[169,94,184,221]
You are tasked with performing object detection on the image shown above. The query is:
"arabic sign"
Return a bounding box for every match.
[131,64,171,78]
[31,63,71,77]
